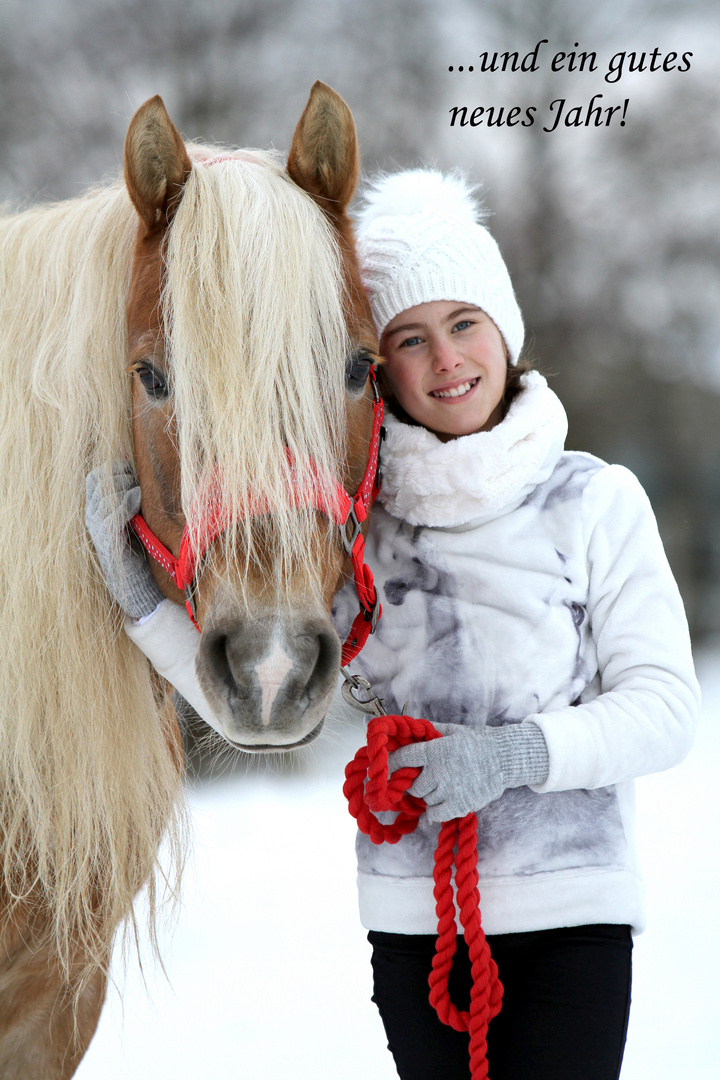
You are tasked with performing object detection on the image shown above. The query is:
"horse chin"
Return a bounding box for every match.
[224,718,325,755]
[207,676,335,753]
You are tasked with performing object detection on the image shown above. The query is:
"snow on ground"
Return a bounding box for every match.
[620,641,720,1080]
[77,648,720,1079]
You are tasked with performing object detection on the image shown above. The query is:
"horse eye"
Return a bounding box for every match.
[346,350,372,394]
[137,365,168,400]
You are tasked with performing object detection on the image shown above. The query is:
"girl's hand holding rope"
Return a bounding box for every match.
[388,721,550,822]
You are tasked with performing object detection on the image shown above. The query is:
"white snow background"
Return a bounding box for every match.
[77,645,720,1079]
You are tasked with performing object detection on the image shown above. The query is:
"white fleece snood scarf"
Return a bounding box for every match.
[377,372,568,528]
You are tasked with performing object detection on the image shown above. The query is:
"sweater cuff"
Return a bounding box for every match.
[496,721,550,789]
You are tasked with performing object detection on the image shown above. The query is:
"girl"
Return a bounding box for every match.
[332,169,699,1080]
[87,170,699,1080]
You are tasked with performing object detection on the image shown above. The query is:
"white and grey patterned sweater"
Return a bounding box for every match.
[333,372,700,937]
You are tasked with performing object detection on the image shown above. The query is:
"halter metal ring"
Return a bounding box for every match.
[342,505,362,559]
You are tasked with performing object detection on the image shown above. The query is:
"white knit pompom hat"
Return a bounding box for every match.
[355,169,524,364]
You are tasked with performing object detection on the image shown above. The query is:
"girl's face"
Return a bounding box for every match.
[380,300,508,441]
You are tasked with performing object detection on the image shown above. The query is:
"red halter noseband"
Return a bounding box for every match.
[129,367,384,667]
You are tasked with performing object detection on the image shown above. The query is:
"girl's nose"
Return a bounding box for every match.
[431,337,463,374]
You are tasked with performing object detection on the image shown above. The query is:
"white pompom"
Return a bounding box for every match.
[356,169,486,232]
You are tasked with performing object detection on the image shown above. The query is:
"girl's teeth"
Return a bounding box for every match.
[431,378,477,399]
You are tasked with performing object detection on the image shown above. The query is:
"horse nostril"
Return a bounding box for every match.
[305,628,341,700]
[202,630,235,691]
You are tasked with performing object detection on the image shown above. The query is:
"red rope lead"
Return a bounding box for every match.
[344,715,503,1080]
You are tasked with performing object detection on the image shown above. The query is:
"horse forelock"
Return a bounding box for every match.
[190,145,268,168]
[161,150,350,592]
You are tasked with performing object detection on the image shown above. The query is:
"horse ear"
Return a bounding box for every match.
[287,81,359,216]
[124,95,192,232]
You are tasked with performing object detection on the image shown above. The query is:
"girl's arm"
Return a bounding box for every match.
[529,463,700,793]
[123,601,226,736]
[86,463,223,732]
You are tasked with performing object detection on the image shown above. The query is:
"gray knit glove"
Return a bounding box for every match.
[388,721,550,822]
[85,462,165,619]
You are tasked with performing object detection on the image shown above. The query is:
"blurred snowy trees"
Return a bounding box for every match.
[438,0,720,634]
[0,0,442,200]
[1,0,718,634]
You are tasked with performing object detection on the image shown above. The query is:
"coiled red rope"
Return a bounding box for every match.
[344,715,503,1080]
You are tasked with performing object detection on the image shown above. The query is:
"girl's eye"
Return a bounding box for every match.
[452,320,473,333]
[137,365,168,400]
[399,336,423,348]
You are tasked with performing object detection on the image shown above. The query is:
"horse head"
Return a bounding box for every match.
[123,86,379,752]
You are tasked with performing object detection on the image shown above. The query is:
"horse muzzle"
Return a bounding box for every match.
[195,598,341,752]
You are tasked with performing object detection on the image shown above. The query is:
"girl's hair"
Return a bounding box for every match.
[503,354,535,410]
[378,352,535,429]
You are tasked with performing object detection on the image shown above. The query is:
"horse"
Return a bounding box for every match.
[0,83,379,1078]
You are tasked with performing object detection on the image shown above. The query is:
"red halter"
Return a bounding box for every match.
[129,367,384,667]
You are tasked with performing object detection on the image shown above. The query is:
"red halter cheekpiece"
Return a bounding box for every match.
[129,367,384,667]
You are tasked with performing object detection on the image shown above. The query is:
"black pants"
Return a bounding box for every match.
[368,924,632,1080]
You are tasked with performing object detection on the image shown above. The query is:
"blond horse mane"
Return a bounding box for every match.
[0,148,349,990]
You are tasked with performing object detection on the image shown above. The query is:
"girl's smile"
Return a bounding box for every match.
[429,376,479,399]
[380,300,509,441]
